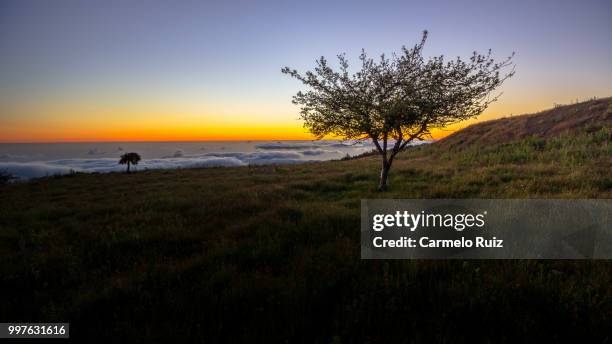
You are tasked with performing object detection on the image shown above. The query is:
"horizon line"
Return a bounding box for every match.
[0,138,354,144]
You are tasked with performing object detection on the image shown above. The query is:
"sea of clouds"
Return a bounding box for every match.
[0,140,428,180]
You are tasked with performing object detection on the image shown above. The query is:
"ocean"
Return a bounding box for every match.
[0,140,429,180]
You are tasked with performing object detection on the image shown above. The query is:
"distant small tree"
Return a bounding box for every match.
[119,152,141,173]
[282,31,514,190]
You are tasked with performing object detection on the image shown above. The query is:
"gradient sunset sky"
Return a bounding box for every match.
[1,0,611,142]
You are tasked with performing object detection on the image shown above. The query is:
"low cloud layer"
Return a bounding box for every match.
[0,162,76,180]
[0,156,246,180]
[0,140,430,180]
[1,151,314,180]
[206,151,302,160]
[255,140,373,150]
[255,142,320,150]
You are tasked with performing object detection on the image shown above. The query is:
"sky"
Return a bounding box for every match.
[0,0,611,142]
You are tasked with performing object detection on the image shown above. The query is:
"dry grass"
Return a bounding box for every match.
[438,97,611,148]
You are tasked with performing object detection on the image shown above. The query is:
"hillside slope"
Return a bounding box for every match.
[437,97,611,148]
[0,101,610,342]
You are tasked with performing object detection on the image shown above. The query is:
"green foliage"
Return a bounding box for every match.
[118,152,142,173]
[118,152,141,165]
[282,31,515,189]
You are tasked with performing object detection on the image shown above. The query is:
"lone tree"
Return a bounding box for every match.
[282,31,514,190]
[118,152,141,173]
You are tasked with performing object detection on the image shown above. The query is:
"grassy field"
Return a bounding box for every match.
[1,116,611,341]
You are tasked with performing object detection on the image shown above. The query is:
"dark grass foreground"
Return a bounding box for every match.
[1,124,611,341]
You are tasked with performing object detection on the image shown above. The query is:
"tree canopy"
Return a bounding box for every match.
[282,31,515,190]
[119,152,141,173]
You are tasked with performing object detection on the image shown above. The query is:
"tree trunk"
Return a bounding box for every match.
[127,162,131,173]
[378,160,391,191]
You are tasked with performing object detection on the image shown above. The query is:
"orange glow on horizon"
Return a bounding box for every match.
[0,124,475,143]
[0,124,316,143]
[0,118,511,143]
[0,97,581,143]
